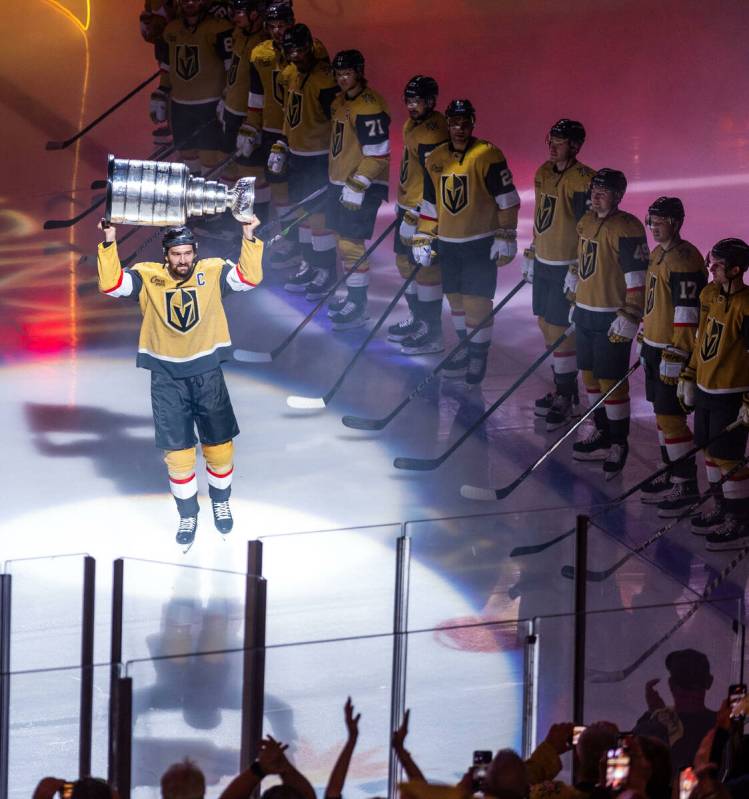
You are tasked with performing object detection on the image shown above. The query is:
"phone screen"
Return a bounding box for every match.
[679,767,697,799]
[606,747,630,791]
[60,784,75,799]
[729,684,747,718]
[572,725,586,746]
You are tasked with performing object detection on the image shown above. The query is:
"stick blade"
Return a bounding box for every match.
[492,480,520,500]
[560,565,575,580]
[233,349,273,364]
[460,484,498,501]
[586,667,627,684]
[287,395,326,410]
[45,140,67,150]
[43,220,70,230]
[393,456,439,471]
[90,179,107,190]
[341,414,386,431]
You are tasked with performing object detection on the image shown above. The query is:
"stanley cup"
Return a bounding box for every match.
[104,154,255,226]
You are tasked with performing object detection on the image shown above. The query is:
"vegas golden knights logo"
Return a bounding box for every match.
[700,317,724,362]
[286,91,302,129]
[645,273,657,315]
[400,147,409,185]
[331,121,344,158]
[534,194,557,234]
[176,44,200,81]
[272,69,284,106]
[166,288,200,333]
[228,54,239,86]
[441,174,468,215]
[579,238,598,280]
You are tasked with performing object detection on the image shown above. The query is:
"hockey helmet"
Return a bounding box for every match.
[445,99,476,124]
[162,226,198,254]
[332,49,365,75]
[646,196,685,227]
[710,238,749,272]
[403,75,439,103]
[264,1,294,22]
[548,118,586,146]
[282,22,312,54]
[590,168,627,199]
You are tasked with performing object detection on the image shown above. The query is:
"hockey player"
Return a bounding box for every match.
[638,197,706,515]
[388,75,449,354]
[323,50,391,329]
[96,216,264,547]
[156,0,233,174]
[567,168,649,476]
[220,0,271,224]
[414,99,520,384]
[527,119,594,430]
[679,238,749,551]
[144,0,176,144]
[270,23,339,296]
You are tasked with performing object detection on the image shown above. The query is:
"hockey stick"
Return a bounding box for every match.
[256,184,329,240]
[587,544,749,683]
[461,361,641,498]
[287,266,423,409]
[509,420,742,558]
[393,325,573,471]
[233,219,397,364]
[46,70,161,150]
[341,279,528,431]
[264,209,314,249]
[561,452,749,582]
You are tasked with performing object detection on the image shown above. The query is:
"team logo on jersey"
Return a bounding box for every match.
[399,148,409,185]
[579,238,598,280]
[535,194,557,234]
[286,91,302,129]
[175,45,200,81]
[165,288,200,333]
[700,316,724,362]
[645,273,657,315]
[272,69,284,106]
[331,121,344,158]
[441,174,469,215]
[228,54,240,86]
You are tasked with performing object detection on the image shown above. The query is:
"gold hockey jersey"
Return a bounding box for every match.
[418,138,520,243]
[642,240,706,352]
[575,210,649,317]
[533,160,594,265]
[688,283,749,394]
[247,38,328,135]
[97,238,263,378]
[397,111,449,212]
[160,14,233,104]
[281,58,339,156]
[329,87,390,188]
[224,27,267,117]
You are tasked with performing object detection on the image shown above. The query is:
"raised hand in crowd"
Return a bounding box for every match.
[325,696,361,798]
[392,707,426,782]
[645,678,666,712]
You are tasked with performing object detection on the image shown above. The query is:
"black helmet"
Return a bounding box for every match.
[710,238,749,271]
[162,226,197,254]
[590,168,627,199]
[264,1,294,22]
[403,75,439,103]
[332,49,365,74]
[646,196,685,227]
[445,98,476,123]
[282,22,312,53]
[548,118,586,146]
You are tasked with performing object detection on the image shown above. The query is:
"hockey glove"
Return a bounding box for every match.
[608,310,639,344]
[660,347,689,385]
[491,229,517,267]
[149,90,168,125]
[236,123,261,158]
[399,210,419,246]
[563,267,578,302]
[412,236,435,267]
[738,393,749,426]
[216,98,226,131]
[267,141,289,175]
[522,247,534,284]
[340,175,370,211]
[676,366,696,413]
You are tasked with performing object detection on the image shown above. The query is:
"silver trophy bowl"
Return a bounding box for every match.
[105,155,255,226]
